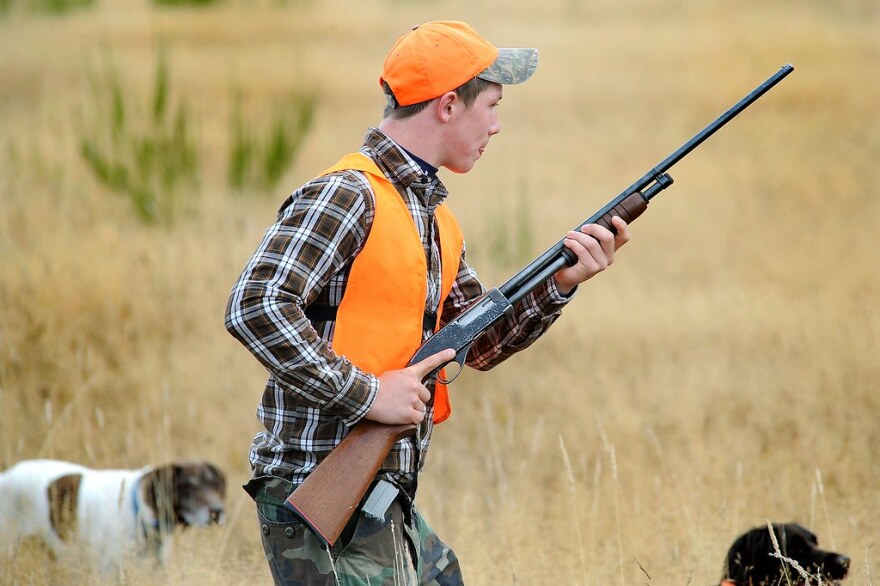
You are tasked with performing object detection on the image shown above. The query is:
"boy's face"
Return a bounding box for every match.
[442,83,503,174]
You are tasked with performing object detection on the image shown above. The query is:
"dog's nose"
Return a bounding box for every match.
[837,554,850,569]
[210,507,224,524]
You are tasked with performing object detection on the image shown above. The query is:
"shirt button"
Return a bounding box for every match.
[261,524,270,536]
[284,526,295,538]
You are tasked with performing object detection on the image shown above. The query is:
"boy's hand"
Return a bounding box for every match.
[553,216,630,295]
[366,349,455,425]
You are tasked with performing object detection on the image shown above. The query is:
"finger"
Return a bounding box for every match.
[410,348,456,379]
[610,216,630,248]
[584,224,616,262]
[579,225,616,257]
[567,230,607,269]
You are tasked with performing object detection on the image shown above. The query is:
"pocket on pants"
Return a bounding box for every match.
[333,500,419,584]
[246,476,336,583]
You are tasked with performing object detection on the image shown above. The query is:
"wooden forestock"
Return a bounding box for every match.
[284,421,415,546]
[592,191,649,233]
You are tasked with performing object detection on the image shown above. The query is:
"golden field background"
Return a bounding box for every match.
[1,0,878,584]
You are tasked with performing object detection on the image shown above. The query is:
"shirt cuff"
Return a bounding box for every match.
[546,278,577,306]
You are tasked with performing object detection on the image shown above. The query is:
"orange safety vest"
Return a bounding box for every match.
[318,153,463,424]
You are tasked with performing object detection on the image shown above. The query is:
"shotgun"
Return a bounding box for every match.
[286,64,795,546]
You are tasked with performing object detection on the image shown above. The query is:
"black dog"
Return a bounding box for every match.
[721,523,849,585]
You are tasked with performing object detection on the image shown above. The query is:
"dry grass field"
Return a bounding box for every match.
[2,0,878,584]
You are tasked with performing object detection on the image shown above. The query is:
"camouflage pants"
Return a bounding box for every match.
[244,476,463,586]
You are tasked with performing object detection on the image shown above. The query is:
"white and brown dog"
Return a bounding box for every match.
[0,459,226,571]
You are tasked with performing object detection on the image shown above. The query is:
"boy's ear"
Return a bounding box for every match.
[435,91,458,122]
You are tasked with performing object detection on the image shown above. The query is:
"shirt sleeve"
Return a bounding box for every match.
[224,172,378,424]
[440,242,574,371]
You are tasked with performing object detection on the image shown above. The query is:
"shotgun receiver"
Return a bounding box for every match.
[285,64,795,546]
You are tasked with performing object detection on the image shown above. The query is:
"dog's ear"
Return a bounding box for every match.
[47,473,82,542]
[169,461,197,499]
[791,523,818,546]
[777,523,816,559]
[140,464,177,529]
[724,526,776,584]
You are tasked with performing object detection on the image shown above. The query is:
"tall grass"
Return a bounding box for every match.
[1,0,878,584]
[79,49,199,224]
[28,0,95,14]
[78,49,316,224]
[228,89,316,194]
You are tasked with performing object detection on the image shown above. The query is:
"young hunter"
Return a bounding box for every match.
[225,20,630,585]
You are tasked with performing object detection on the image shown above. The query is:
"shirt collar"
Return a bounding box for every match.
[402,148,438,178]
[361,127,447,207]
[362,128,439,185]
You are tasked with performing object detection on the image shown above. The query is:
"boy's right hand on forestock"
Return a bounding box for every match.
[365,349,456,425]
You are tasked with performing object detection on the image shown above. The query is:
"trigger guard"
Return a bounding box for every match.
[437,348,469,385]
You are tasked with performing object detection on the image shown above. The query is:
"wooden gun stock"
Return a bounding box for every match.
[284,421,415,546]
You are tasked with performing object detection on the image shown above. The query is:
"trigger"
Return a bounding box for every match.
[437,346,469,385]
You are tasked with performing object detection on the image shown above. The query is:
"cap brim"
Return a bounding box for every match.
[476,48,539,85]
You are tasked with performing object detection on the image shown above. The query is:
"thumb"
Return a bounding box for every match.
[409,348,456,380]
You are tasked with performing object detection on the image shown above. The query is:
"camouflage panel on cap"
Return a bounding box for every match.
[477,47,539,85]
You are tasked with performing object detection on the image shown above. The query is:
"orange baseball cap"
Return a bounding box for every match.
[380,21,539,107]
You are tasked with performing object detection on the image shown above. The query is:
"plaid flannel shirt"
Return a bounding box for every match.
[225,128,573,489]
